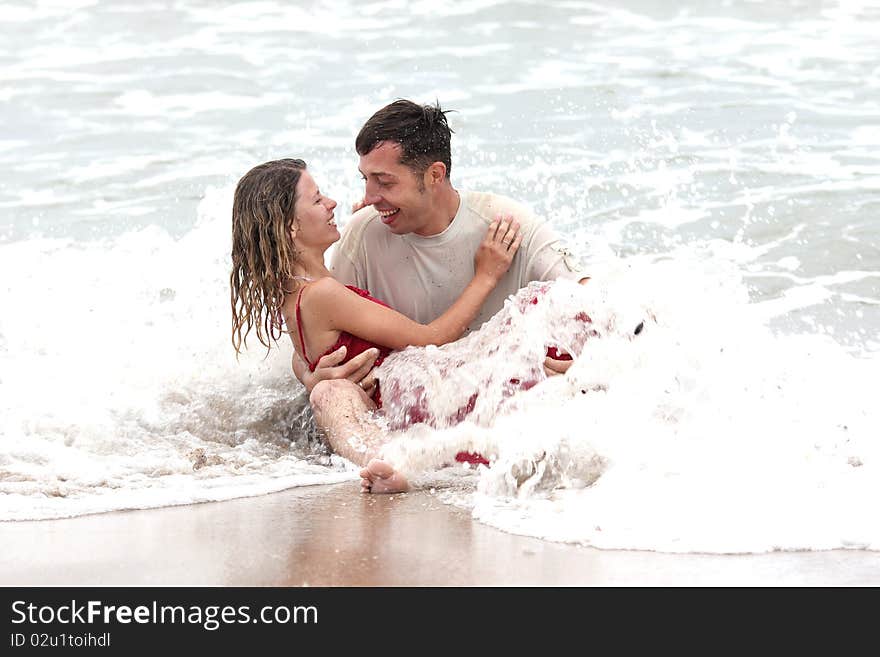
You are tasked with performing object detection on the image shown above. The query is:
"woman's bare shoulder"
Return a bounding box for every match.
[301,276,351,306]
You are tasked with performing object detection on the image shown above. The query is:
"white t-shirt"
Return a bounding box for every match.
[330,190,586,333]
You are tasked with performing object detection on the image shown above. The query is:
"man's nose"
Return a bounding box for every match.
[363,182,381,206]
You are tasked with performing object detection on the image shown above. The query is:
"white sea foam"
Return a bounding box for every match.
[0,188,357,521]
[375,256,879,553]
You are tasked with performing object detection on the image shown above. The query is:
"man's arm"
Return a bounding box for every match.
[524,222,588,283]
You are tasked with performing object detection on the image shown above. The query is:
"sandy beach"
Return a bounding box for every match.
[2,483,878,586]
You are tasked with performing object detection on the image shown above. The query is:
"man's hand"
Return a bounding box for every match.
[540,277,591,374]
[543,356,574,377]
[292,345,380,393]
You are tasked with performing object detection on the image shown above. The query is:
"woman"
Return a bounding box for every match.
[230,158,522,493]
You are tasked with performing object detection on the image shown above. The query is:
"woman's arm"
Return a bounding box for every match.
[309,217,522,351]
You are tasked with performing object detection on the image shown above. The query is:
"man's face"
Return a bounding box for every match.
[358,142,433,236]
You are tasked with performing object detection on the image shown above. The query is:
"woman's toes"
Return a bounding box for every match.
[366,458,396,479]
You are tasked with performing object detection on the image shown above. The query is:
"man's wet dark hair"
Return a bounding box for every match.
[356,99,454,178]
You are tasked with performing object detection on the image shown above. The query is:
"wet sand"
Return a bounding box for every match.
[2,483,879,586]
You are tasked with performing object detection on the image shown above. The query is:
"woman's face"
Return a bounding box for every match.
[293,170,339,250]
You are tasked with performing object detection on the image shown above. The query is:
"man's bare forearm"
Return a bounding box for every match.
[292,345,379,393]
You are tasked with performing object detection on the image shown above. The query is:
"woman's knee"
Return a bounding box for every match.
[310,379,358,409]
[310,379,340,408]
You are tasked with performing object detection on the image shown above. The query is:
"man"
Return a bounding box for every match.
[293,99,588,393]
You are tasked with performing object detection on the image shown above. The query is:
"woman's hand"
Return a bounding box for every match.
[474,214,522,283]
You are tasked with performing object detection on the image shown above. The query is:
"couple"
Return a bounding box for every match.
[230,99,589,494]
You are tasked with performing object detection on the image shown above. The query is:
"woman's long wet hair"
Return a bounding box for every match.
[230,158,306,355]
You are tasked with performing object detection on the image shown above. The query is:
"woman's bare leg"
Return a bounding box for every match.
[309,379,408,493]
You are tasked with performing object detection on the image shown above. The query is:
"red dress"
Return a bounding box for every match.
[297,285,393,374]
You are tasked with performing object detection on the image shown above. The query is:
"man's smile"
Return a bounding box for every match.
[377,207,400,224]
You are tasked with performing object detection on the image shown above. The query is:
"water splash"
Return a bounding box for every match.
[377,255,879,553]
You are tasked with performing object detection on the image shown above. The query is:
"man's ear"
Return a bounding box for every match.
[425,161,447,187]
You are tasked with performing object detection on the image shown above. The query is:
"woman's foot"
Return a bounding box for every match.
[360,458,409,494]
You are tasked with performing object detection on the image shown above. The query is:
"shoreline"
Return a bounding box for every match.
[3,483,879,586]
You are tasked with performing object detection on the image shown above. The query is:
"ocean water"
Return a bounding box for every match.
[1,0,878,553]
